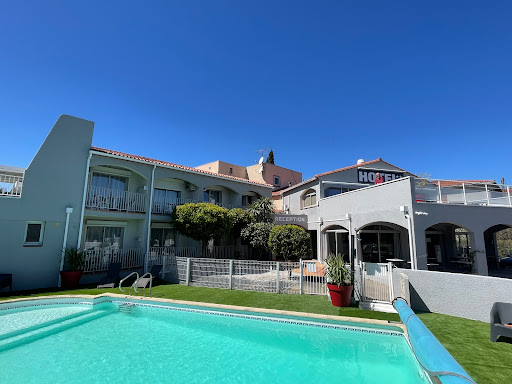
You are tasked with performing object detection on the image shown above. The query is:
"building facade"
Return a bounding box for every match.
[0,115,273,291]
[277,159,512,276]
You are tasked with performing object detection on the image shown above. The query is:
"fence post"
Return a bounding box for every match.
[186,258,191,286]
[485,184,490,205]
[437,180,442,203]
[162,255,167,278]
[462,183,467,205]
[299,259,304,295]
[388,262,394,301]
[276,261,280,294]
[508,187,511,207]
[229,259,234,290]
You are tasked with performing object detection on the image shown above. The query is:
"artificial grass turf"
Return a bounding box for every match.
[2,283,512,383]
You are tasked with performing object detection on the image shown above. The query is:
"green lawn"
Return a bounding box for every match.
[2,283,511,383]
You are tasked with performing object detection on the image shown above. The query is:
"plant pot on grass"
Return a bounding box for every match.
[325,253,353,307]
[60,247,85,289]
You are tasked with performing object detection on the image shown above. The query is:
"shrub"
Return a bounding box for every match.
[268,225,311,261]
[171,203,232,246]
[241,222,274,259]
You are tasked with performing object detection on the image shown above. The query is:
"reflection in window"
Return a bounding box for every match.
[85,226,124,250]
[150,228,176,248]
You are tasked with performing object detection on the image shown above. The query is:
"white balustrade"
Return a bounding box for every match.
[0,173,23,197]
[86,186,146,213]
[83,248,145,273]
[415,179,512,208]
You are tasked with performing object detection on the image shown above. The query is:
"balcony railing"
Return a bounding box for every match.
[148,245,250,265]
[0,173,23,197]
[152,198,198,215]
[86,186,146,213]
[415,179,512,207]
[84,248,145,273]
[151,199,242,214]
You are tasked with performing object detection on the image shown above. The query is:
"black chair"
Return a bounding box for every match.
[97,263,122,288]
[490,302,512,342]
[0,274,12,293]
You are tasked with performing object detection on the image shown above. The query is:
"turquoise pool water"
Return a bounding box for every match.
[0,299,430,384]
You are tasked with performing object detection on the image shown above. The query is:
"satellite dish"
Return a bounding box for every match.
[258,165,264,174]
[258,156,264,165]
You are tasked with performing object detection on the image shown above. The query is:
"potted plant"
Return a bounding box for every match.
[60,247,85,289]
[325,253,353,307]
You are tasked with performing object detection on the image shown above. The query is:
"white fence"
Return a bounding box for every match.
[360,262,394,303]
[415,179,512,207]
[0,173,23,197]
[85,186,146,213]
[84,248,145,273]
[149,246,251,263]
[151,257,328,295]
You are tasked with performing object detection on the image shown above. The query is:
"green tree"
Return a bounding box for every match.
[228,208,254,241]
[266,149,275,164]
[247,197,274,223]
[241,222,274,259]
[268,225,311,261]
[171,203,232,247]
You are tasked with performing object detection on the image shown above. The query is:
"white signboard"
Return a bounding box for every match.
[358,169,404,184]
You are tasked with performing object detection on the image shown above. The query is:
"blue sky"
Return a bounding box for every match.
[0,1,511,182]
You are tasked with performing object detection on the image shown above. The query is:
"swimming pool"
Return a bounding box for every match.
[0,296,430,384]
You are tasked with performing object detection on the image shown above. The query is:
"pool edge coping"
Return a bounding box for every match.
[0,293,406,333]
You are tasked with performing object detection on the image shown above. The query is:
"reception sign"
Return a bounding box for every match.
[273,214,308,229]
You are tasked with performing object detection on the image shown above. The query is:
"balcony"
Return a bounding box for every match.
[85,186,146,213]
[83,248,145,273]
[0,172,23,197]
[414,179,512,207]
[151,199,242,214]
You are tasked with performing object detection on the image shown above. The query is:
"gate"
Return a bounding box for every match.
[361,262,394,303]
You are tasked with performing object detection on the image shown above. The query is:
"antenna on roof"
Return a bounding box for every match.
[258,156,264,165]
[256,148,269,164]
[259,165,264,174]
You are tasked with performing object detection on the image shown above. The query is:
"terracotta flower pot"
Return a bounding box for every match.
[60,270,83,289]
[327,283,353,307]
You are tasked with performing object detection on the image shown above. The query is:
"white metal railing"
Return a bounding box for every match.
[154,257,327,295]
[83,248,145,273]
[148,245,251,263]
[85,186,146,213]
[360,262,393,303]
[0,173,23,197]
[415,178,512,207]
[301,260,328,295]
[152,198,198,214]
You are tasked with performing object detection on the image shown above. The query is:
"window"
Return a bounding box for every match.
[150,228,176,248]
[273,176,281,186]
[91,173,128,191]
[242,195,257,208]
[324,187,341,197]
[204,189,222,205]
[153,189,181,214]
[229,168,233,174]
[84,226,124,250]
[302,189,317,208]
[324,187,355,198]
[24,222,44,245]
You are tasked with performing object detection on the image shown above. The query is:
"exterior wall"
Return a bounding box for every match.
[410,199,512,274]
[195,161,248,179]
[393,268,512,322]
[247,163,302,188]
[0,115,94,290]
[271,194,283,212]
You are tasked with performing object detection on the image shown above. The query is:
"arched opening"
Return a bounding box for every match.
[323,225,350,263]
[241,191,261,209]
[484,224,512,277]
[153,177,197,215]
[358,222,409,265]
[425,223,473,273]
[203,184,238,208]
[301,188,317,209]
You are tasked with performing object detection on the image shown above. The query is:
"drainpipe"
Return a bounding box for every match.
[401,205,416,270]
[77,152,92,248]
[144,165,156,272]
[58,207,74,287]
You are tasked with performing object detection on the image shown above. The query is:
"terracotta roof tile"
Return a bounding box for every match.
[432,179,496,187]
[91,147,273,188]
